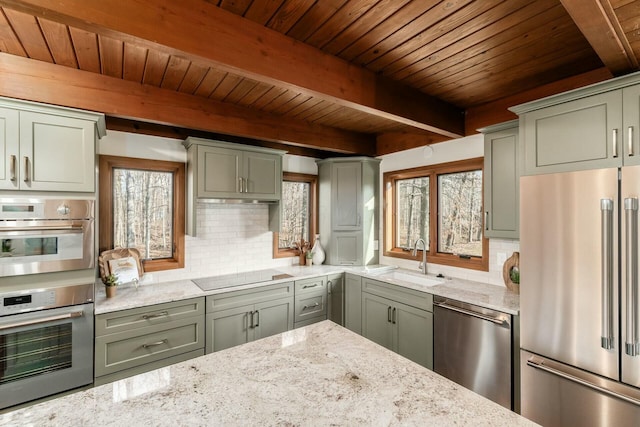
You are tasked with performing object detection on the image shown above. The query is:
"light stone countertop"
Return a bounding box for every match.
[95,264,519,315]
[0,321,536,426]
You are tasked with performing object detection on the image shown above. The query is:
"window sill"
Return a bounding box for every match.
[384,248,489,272]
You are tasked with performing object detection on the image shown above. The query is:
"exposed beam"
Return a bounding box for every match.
[465,67,613,133]
[105,117,340,159]
[2,0,465,138]
[376,132,450,157]
[0,53,375,155]
[560,0,638,75]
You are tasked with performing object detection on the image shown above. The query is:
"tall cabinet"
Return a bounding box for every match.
[317,157,380,266]
[480,121,519,239]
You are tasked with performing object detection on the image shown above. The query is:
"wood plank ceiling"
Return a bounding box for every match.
[0,0,638,157]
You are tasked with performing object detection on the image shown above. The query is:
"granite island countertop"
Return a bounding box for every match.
[0,321,535,426]
[95,265,519,315]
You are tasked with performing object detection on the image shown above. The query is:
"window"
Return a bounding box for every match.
[273,172,318,258]
[383,157,488,271]
[99,155,185,272]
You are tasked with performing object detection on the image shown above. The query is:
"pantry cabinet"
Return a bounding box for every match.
[512,74,640,175]
[183,137,285,236]
[205,281,294,353]
[317,157,380,266]
[0,98,105,192]
[481,121,519,239]
[94,297,205,385]
[361,278,433,369]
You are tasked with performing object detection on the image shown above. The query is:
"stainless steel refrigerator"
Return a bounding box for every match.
[520,167,640,426]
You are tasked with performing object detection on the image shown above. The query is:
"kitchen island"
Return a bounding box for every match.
[0,321,535,426]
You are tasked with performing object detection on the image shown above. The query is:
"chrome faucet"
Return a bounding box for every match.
[412,238,428,275]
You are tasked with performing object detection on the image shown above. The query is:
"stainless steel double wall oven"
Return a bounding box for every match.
[0,198,96,411]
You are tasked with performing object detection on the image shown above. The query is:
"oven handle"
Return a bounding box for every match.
[0,224,84,232]
[0,310,83,331]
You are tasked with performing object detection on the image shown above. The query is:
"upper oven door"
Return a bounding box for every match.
[0,219,94,276]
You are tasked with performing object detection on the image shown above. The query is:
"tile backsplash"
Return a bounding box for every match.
[148,204,294,283]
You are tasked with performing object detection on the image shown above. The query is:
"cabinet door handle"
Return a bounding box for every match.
[484,211,489,231]
[238,177,243,193]
[387,306,392,323]
[629,126,635,157]
[327,280,332,294]
[9,155,16,182]
[23,156,29,182]
[254,309,259,327]
[392,307,397,324]
[142,339,168,349]
[249,310,254,328]
[613,128,619,158]
[244,178,248,193]
[142,310,169,320]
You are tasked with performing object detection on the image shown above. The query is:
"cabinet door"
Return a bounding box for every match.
[394,301,433,369]
[332,232,362,265]
[623,84,640,165]
[0,107,19,190]
[19,111,95,191]
[522,90,622,175]
[484,127,519,239]
[244,151,280,199]
[327,273,344,326]
[206,304,252,353]
[197,145,242,198]
[331,162,362,230]
[345,274,362,334]
[254,297,294,340]
[361,292,393,351]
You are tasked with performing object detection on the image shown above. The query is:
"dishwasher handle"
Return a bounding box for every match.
[434,301,510,327]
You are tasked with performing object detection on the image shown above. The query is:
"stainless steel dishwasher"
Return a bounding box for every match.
[433,296,514,410]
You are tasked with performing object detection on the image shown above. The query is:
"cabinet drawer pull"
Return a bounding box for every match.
[302,284,319,289]
[142,339,168,349]
[142,311,169,320]
[303,302,319,310]
[9,155,16,182]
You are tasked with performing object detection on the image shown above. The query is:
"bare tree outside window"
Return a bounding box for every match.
[112,169,174,260]
[396,177,429,250]
[279,181,310,249]
[438,170,483,257]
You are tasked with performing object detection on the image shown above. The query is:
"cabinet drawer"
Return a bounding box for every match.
[294,315,326,329]
[207,282,294,313]
[95,315,204,377]
[96,297,204,336]
[294,276,326,294]
[362,278,433,312]
[295,293,327,322]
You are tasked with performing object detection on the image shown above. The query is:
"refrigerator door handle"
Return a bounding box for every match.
[625,197,640,356]
[601,198,615,350]
[527,356,640,407]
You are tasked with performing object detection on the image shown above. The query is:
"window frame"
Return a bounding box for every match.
[273,172,318,258]
[383,157,488,272]
[98,155,185,272]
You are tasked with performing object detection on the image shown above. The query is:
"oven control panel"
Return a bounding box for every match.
[0,289,57,316]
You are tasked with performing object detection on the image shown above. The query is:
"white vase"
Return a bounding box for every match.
[311,234,325,265]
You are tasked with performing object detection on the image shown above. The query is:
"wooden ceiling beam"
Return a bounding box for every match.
[464,67,614,133]
[0,53,374,155]
[560,0,639,75]
[1,0,465,138]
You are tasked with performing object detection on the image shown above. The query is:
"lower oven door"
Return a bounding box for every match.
[0,303,94,410]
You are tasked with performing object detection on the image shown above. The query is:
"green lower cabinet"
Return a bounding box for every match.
[206,296,293,353]
[345,273,362,334]
[362,291,433,369]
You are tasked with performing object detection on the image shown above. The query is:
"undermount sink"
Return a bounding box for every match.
[377,271,444,287]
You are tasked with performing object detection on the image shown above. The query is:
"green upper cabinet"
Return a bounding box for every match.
[511,74,640,175]
[183,137,285,235]
[0,98,105,192]
[317,157,380,266]
[481,121,519,239]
